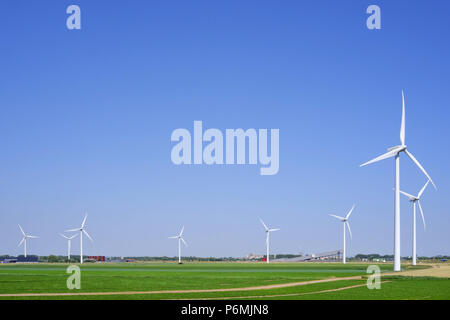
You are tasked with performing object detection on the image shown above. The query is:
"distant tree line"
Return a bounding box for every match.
[2,253,448,263]
[352,253,449,261]
[39,255,80,263]
[353,254,394,260]
[113,256,241,262]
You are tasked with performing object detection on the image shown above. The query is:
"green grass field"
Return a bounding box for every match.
[0,262,448,300]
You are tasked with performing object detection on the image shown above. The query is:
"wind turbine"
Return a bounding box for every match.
[59,233,78,260]
[169,226,187,264]
[66,214,93,264]
[399,180,430,266]
[360,91,436,271]
[329,205,356,264]
[260,219,280,264]
[18,225,39,258]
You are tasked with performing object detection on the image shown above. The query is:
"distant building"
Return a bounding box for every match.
[1,256,38,263]
[273,250,342,262]
[245,253,264,260]
[88,256,105,262]
[17,256,38,263]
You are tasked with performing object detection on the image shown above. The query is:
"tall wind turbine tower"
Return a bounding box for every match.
[18,225,39,258]
[260,219,280,264]
[169,226,187,264]
[360,91,436,271]
[66,214,93,264]
[59,233,78,260]
[329,205,356,264]
[399,180,430,266]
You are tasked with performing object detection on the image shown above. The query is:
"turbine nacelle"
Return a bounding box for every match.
[329,204,355,240]
[360,92,436,190]
[169,226,188,246]
[66,214,93,242]
[387,145,406,153]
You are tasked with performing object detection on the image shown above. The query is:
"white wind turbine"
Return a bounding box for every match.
[59,233,78,260]
[260,219,280,264]
[399,180,430,266]
[18,225,39,258]
[329,205,356,264]
[360,91,436,271]
[66,214,93,264]
[169,226,187,264]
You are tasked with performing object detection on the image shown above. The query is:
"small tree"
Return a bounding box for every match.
[48,255,59,263]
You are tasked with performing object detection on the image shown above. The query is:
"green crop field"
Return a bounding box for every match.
[0,262,448,300]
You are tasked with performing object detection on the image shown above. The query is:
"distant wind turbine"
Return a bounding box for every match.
[329,205,356,264]
[18,225,39,258]
[59,233,78,260]
[260,219,280,264]
[360,91,436,271]
[399,180,430,266]
[66,214,93,264]
[169,226,187,264]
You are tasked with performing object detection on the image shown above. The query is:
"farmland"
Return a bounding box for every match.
[0,262,448,300]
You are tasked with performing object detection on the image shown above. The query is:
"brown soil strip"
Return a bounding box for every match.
[180,281,390,300]
[0,276,361,297]
[383,264,450,278]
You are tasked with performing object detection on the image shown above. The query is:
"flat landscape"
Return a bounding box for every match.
[0,262,448,300]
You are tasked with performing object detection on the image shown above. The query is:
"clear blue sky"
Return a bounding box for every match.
[0,1,449,258]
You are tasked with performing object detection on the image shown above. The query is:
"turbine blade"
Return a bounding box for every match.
[66,228,80,232]
[18,237,25,247]
[18,224,25,236]
[345,204,356,220]
[59,233,69,239]
[27,235,39,239]
[83,229,93,242]
[181,237,188,247]
[81,214,88,228]
[346,221,352,240]
[404,150,436,189]
[418,180,430,198]
[398,190,415,199]
[417,201,426,230]
[69,234,78,240]
[400,90,406,145]
[269,228,280,232]
[168,236,178,239]
[179,226,184,237]
[360,148,401,167]
[329,214,345,221]
[259,219,269,231]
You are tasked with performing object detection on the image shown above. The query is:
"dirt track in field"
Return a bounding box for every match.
[383,264,450,278]
[0,276,362,297]
[177,281,391,300]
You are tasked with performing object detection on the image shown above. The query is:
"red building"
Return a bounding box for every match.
[88,256,105,262]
